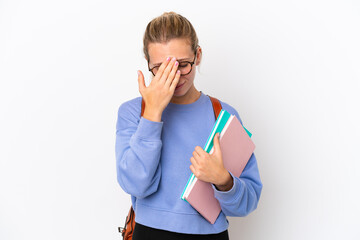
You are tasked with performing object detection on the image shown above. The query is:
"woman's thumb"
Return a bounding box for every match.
[213,132,221,155]
[137,70,146,92]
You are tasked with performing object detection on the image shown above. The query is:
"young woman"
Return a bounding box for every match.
[115,11,262,240]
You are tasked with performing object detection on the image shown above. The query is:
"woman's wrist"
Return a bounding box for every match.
[214,171,234,192]
[143,108,163,122]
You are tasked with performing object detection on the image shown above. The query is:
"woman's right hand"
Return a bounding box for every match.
[137,56,181,122]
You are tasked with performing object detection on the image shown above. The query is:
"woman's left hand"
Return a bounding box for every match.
[190,133,233,191]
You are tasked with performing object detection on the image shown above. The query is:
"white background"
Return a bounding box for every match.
[1,0,359,239]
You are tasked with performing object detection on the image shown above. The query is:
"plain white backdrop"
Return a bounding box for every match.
[1,0,359,239]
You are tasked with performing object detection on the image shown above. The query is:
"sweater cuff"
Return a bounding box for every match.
[133,117,163,140]
[212,171,242,204]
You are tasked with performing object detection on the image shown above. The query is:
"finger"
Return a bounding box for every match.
[153,56,171,81]
[137,70,146,93]
[169,70,181,91]
[160,57,177,83]
[212,132,221,155]
[190,151,201,165]
[165,60,179,87]
[213,132,219,146]
[190,156,198,167]
[194,146,205,156]
[192,150,201,160]
[190,165,197,175]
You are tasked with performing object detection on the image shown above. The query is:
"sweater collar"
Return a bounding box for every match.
[167,91,207,110]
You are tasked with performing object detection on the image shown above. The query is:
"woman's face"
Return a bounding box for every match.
[147,38,201,99]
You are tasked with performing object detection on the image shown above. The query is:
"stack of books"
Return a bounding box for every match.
[181,109,255,224]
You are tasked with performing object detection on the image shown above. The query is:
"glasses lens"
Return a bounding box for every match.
[178,62,192,75]
[152,67,159,76]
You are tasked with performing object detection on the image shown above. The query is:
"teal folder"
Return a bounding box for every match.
[181,109,252,201]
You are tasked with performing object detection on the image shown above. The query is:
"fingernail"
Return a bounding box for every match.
[175,61,179,66]
[177,70,181,74]
[172,57,176,61]
[137,70,140,76]
[167,57,171,61]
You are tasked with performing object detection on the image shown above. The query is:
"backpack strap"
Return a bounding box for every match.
[207,95,222,120]
[140,94,222,119]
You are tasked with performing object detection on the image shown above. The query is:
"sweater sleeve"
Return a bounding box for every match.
[115,101,163,199]
[211,101,263,217]
[211,153,262,217]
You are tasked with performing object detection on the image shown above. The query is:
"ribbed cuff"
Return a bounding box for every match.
[212,171,242,204]
[133,117,163,140]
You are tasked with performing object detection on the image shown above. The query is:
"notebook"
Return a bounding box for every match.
[182,112,255,224]
[181,110,231,201]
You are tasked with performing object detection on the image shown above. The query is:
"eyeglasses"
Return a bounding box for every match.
[148,50,197,76]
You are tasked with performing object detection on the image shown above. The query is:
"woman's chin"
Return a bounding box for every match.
[172,92,183,97]
[173,87,185,97]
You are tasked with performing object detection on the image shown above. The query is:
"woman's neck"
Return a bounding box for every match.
[170,85,201,105]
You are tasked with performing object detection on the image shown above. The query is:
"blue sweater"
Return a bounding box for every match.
[115,91,262,234]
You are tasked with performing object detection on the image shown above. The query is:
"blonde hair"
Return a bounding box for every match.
[143,11,200,62]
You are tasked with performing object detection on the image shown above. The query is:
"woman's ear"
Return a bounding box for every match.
[195,46,202,66]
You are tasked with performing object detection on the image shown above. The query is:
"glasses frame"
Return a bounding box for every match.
[147,49,198,77]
